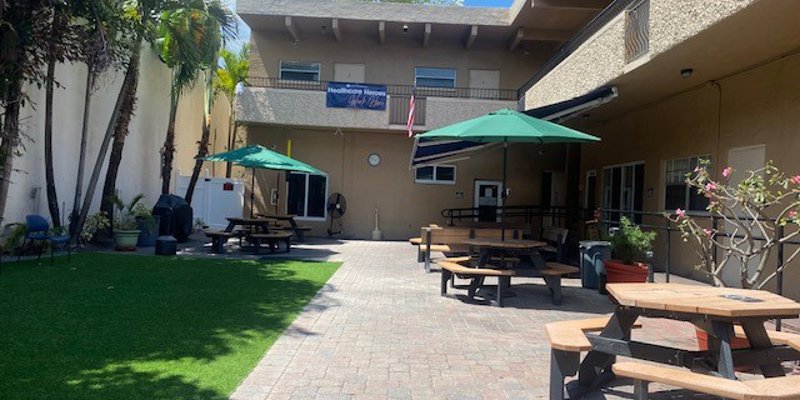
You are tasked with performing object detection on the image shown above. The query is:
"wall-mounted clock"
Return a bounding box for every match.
[368,153,381,167]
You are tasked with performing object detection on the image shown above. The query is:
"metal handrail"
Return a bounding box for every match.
[245,77,518,101]
[440,205,586,227]
[599,207,799,331]
[517,0,640,98]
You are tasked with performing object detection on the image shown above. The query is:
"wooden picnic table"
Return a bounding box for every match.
[462,238,547,268]
[224,217,274,234]
[257,213,309,242]
[572,283,800,396]
[460,238,549,301]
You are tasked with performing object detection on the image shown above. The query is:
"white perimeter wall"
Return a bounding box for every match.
[6,47,222,226]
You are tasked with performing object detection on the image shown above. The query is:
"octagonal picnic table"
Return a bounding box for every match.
[460,238,549,300]
[570,283,800,397]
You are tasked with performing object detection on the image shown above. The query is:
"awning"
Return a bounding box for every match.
[410,86,617,167]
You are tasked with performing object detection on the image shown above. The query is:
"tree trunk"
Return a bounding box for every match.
[100,64,138,233]
[0,76,22,224]
[160,87,180,195]
[225,106,234,177]
[71,40,141,243]
[69,70,94,232]
[185,115,211,204]
[44,56,61,227]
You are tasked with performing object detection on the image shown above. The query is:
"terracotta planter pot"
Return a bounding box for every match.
[603,259,649,284]
[695,327,753,372]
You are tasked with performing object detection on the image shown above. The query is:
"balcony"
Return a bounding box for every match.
[235,77,518,131]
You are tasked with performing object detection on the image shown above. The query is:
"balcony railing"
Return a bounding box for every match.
[389,96,426,126]
[625,0,651,63]
[245,77,518,101]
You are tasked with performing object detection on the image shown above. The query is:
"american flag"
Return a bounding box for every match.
[406,86,416,137]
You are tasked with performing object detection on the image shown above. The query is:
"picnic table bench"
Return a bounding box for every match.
[437,257,579,307]
[548,283,800,400]
[249,232,293,254]
[438,258,515,307]
[257,213,310,242]
[409,226,523,273]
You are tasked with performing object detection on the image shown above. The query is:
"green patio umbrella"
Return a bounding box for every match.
[417,109,600,237]
[204,145,325,217]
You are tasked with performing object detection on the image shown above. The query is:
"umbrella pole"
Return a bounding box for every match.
[501,139,507,241]
[250,168,256,218]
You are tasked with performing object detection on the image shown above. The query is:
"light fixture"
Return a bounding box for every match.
[402,24,409,33]
[680,68,693,78]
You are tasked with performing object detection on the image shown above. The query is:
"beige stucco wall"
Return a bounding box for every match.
[250,31,543,91]
[243,125,566,240]
[524,0,758,109]
[7,47,218,225]
[236,87,516,131]
[577,52,800,298]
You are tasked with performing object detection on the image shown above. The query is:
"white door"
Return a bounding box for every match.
[474,180,503,222]
[334,63,366,83]
[722,145,766,286]
[469,70,500,99]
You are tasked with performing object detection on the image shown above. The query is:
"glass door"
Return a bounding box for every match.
[602,162,644,223]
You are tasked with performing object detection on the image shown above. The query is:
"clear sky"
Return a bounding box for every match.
[225,0,516,51]
[463,0,514,6]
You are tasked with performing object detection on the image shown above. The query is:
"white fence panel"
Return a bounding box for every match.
[176,174,244,230]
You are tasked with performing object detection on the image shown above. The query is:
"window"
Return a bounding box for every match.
[280,61,321,81]
[665,156,711,212]
[415,165,456,185]
[414,67,456,88]
[287,172,327,219]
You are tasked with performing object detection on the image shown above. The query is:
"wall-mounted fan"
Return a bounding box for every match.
[326,192,346,237]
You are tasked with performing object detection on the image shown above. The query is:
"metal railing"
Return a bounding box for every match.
[440,205,586,227]
[518,0,642,97]
[599,208,800,330]
[389,96,426,126]
[245,77,518,101]
[624,0,651,62]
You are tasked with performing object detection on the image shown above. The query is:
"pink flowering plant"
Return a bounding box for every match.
[669,159,800,288]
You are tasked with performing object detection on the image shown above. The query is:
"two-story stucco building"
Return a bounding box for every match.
[522,0,800,295]
[234,0,612,240]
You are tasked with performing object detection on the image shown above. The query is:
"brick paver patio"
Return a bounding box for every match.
[220,239,793,400]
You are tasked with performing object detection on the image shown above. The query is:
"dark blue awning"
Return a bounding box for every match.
[410,86,617,167]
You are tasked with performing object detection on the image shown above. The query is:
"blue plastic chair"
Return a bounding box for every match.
[17,215,71,264]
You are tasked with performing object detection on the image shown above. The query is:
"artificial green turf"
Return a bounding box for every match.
[0,253,340,400]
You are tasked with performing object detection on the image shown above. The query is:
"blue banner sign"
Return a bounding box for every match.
[326,82,387,111]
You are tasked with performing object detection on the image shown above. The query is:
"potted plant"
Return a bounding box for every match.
[604,216,656,283]
[132,202,160,247]
[80,211,110,246]
[111,194,144,251]
[669,160,800,355]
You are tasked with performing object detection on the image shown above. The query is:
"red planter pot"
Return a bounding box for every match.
[695,327,753,372]
[604,259,649,284]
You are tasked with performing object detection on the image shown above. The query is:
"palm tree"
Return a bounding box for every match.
[0,0,68,224]
[214,44,249,178]
[72,0,233,241]
[155,0,235,195]
[184,59,223,204]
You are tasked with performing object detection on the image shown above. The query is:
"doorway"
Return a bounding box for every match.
[722,144,766,286]
[474,180,503,222]
[585,170,598,212]
[602,162,644,223]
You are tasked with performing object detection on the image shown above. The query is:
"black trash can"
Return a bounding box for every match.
[578,240,611,289]
[152,195,193,243]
